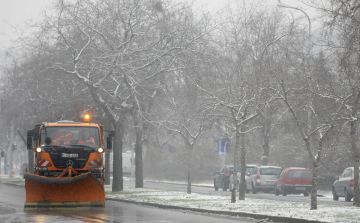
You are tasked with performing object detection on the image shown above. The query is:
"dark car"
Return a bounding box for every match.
[214,165,234,191]
[274,167,313,196]
[20,163,29,176]
[333,167,360,202]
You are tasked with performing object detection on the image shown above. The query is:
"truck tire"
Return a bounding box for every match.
[282,186,287,196]
[214,180,218,191]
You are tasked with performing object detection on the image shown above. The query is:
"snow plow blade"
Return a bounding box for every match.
[24,172,105,211]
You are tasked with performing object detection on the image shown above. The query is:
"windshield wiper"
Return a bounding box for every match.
[70,144,98,148]
[70,144,96,152]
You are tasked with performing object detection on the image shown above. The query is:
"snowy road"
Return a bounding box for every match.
[0,183,256,223]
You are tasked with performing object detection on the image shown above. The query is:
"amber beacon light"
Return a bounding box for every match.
[84,114,90,123]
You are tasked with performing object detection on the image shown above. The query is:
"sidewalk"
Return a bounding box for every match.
[2,175,358,223]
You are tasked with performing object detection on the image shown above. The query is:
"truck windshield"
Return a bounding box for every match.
[40,126,100,147]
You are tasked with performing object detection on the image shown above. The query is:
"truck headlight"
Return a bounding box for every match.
[97,148,104,153]
[36,147,42,153]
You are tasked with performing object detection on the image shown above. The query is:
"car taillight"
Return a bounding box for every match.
[350,179,354,187]
[226,168,231,177]
[87,158,101,168]
[256,170,260,180]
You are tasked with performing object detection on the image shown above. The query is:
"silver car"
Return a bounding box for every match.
[229,164,259,191]
[245,165,282,194]
[333,167,360,202]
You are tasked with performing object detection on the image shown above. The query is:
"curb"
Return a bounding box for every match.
[106,197,326,223]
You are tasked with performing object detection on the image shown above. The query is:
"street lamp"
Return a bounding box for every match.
[277,0,312,136]
[277,0,311,58]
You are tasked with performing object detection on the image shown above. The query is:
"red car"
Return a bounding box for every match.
[274,167,313,196]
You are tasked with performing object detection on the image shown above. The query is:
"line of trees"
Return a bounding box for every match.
[1,0,360,209]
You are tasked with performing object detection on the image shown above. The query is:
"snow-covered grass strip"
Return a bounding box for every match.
[105,185,360,223]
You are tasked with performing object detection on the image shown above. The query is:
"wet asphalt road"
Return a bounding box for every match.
[0,183,255,223]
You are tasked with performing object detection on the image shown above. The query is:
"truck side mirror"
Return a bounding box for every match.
[106,136,112,149]
[110,130,115,137]
[27,130,33,150]
[33,125,40,141]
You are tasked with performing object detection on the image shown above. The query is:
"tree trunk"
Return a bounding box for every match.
[4,143,8,175]
[105,148,111,185]
[132,107,144,188]
[311,160,318,210]
[353,154,360,206]
[135,129,143,188]
[239,125,246,200]
[351,115,360,206]
[8,120,14,177]
[112,121,124,192]
[104,117,113,186]
[262,120,270,165]
[187,145,193,194]
[351,92,360,206]
[231,126,240,203]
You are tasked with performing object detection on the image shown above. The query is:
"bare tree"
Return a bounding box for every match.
[195,0,283,203]
[160,76,214,194]
[275,78,341,210]
[302,0,360,207]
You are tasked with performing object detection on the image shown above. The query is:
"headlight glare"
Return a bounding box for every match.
[97,147,104,153]
[36,147,42,153]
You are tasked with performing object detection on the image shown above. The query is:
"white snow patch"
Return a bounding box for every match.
[106,185,360,223]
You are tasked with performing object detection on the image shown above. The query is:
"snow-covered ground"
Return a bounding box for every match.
[2,175,359,223]
[105,184,359,223]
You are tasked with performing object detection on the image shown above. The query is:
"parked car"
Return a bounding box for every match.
[229,164,259,191]
[245,165,282,194]
[274,167,312,196]
[20,163,29,176]
[214,165,234,191]
[332,167,360,202]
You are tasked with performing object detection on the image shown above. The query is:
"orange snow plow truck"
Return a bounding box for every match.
[24,116,114,211]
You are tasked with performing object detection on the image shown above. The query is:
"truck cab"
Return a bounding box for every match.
[32,120,106,178]
[24,117,114,210]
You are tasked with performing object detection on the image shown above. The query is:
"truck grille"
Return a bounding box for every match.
[48,148,92,169]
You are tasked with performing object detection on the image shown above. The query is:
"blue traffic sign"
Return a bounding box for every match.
[4,164,9,170]
[217,139,230,154]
